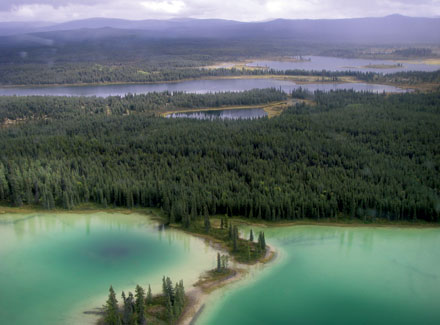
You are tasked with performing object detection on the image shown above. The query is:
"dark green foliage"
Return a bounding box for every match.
[0,88,286,122]
[146,285,153,306]
[134,285,146,325]
[249,229,254,242]
[104,286,121,325]
[217,252,221,272]
[0,91,439,223]
[122,292,136,325]
[258,232,266,250]
[104,279,185,325]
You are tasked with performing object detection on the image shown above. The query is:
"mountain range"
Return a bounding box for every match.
[0,15,439,44]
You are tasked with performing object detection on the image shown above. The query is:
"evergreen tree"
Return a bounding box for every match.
[217,252,221,272]
[258,232,266,251]
[104,286,121,325]
[134,285,146,325]
[146,284,153,305]
[165,277,174,303]
[249,229,254,242]
[122,292,135,325]
[166,294,174,322]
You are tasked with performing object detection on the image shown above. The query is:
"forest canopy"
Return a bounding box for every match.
[0,90,439,223]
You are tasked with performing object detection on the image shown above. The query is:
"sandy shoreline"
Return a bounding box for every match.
[178,244,276,325]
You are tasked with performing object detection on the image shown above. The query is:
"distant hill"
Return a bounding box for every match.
[0,15,439,44]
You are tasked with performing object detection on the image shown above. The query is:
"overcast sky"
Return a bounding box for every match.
[0,0,439,22]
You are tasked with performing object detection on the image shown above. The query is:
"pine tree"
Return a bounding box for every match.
[162,276,167,297]
[166,294,174,322]
[134,285,146,325]
[104,286,121,325]
[258,232,266,251]
[146,284,153,305]
[165,277,174,303]
[122,292,135,325]
[249,229,254,242]
[217,252,221,272]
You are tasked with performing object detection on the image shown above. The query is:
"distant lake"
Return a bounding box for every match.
[167,108,267,120]
[248,56,440,73]
[0,78,407,97]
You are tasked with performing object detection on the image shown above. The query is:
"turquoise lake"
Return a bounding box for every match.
[1,212,439,325]
[0,212,217,325]
[199,225,440,325]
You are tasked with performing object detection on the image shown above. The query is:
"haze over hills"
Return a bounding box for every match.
[0,15,439,44]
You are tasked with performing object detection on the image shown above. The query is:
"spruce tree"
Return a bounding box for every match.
[165,277,174,303]
[122,292,135,325]
[217,252,221,272]
[134,285,146,325]
[249,229,254,242]
[166,295,174,322]
[104,286,121,325]
[146,284,153,305]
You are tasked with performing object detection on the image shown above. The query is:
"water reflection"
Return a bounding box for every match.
[248,56,440,74]
[167,108,267,120]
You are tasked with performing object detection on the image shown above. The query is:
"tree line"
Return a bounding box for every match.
[0,88,286,122]
[0,90,439,222]
[103,277,185,324]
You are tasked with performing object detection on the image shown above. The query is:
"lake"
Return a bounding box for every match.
[199,225,440,325]
[0,212,218,325]
[167,108,267,120]
[248,56,440,73]
[0,78,406,97]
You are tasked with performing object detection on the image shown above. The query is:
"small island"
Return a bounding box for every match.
[99,217,270,325]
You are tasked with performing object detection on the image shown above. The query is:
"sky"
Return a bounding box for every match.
[0,0,439,22]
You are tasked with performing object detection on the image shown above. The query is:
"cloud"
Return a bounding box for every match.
[0,0,439,22]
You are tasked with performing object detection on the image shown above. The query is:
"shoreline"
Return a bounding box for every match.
[178,244,276,325]
[1,206,437,324]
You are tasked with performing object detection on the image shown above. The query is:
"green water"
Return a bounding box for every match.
[199,226,440,325]
[0,212,217,325]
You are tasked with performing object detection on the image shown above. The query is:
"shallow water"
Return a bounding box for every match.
[167,108,267,120]
[0,212,218,325]
[0,78,406,97]
[248,56,440,73]
[199,225,440,325]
